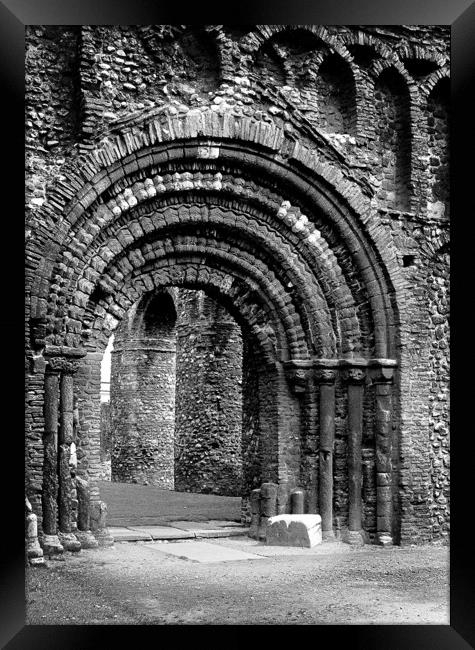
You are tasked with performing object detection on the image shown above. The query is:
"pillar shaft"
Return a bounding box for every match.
[58,368,75,533]
[372,365,395,545]
[111,338,176,488]
[316,369,337,537]
[345,368,365,532]
[42,366,60,536]
[282,360,312,512]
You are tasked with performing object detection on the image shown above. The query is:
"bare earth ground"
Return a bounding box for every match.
[26,539,449,625]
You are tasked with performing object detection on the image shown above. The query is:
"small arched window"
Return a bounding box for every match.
[374,68,412,211]
[316,54,357,135]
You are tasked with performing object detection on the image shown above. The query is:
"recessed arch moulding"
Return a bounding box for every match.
[25,105,426,548]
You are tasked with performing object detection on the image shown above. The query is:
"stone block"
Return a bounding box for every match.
[265,514,322,548]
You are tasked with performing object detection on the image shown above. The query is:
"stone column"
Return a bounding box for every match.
[175,291,243,496]
[25,498,45,566]
[343,365,366,545]
[315,366,337,540]
[258,482,278,540]
[370,363,396,546]
[290,489,305,514]
[75,476,99,548]
[248,488,261,539]
[111,335,177,488]
[58,360,81,552]
[90,500,114,547]
[282,360,312,512]
[41,358,63,555]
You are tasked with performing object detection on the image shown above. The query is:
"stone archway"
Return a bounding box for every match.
[26,108,403,551]
[107,285,257,501]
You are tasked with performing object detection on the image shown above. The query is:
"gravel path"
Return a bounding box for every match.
[26,538,449,625]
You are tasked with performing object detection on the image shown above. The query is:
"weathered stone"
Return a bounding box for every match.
[25,25,450,554]
[76,476,91,531]
[58,531,81,552]
[174,290,244,496]
[316,373,336,538]
[90,501,114,546]
[343,529,366,546]
[42,367,60,536]
[344,369,365,535]
[110,291,177,489]
[41,534,64,556]
[75,530,99,549]
[258,482,278,539]
[25,498,45,564]
[290,489,305,514]
[248,488,261,539]
[265,515,322,548]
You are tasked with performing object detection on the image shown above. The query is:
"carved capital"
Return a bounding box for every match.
[343,367,366,384]
[285,367,310,394]
[314,368,337,384]
[62,360,80,375]
[370,366,395,384]
[284,360,312,394]
[46,357,80,375]
[45,357,63,374]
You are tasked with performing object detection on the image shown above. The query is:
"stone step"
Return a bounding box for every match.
[110,524,249,542]
[128,526,195,540]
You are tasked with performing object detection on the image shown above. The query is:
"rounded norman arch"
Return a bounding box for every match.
[26,107,406,547]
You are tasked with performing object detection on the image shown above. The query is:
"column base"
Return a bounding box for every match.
[257,517,269,540]
[27,538,44,560]
[75,530,99,549]
[58,531,81,552]
[248,517,259,539]
[343,530,366,546]
[322,530,336,541]
[93,528,114,547]
[41,534,64,555]
[377,532,393,547]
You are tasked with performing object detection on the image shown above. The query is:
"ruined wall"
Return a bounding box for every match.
[427,79,450,218]
[25,25,450,544]
[25,26,80,213]
[241,339,262,495]
[109,292,177,487]
[175,290,244,496]
[99,402,112,481]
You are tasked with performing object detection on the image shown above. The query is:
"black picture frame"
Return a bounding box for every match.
[2,1,473,647]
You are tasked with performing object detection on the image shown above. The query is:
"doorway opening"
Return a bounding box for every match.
[98,287,262,523]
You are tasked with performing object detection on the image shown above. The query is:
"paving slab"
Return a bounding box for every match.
[110,527,152,542]
[145,540,263,563]
[195,528,250,538]
[170,520,246,531]
[169,520,237,530]
[206,520,244,528]
[166,521,249,538]
[127,526,195,540]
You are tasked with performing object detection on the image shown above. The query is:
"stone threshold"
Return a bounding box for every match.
[109,523,250,542]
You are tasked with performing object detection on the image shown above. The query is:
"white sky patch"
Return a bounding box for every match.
[100,334,114,402]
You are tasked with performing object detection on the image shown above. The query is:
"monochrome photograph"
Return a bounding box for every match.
[24,24,450,626]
